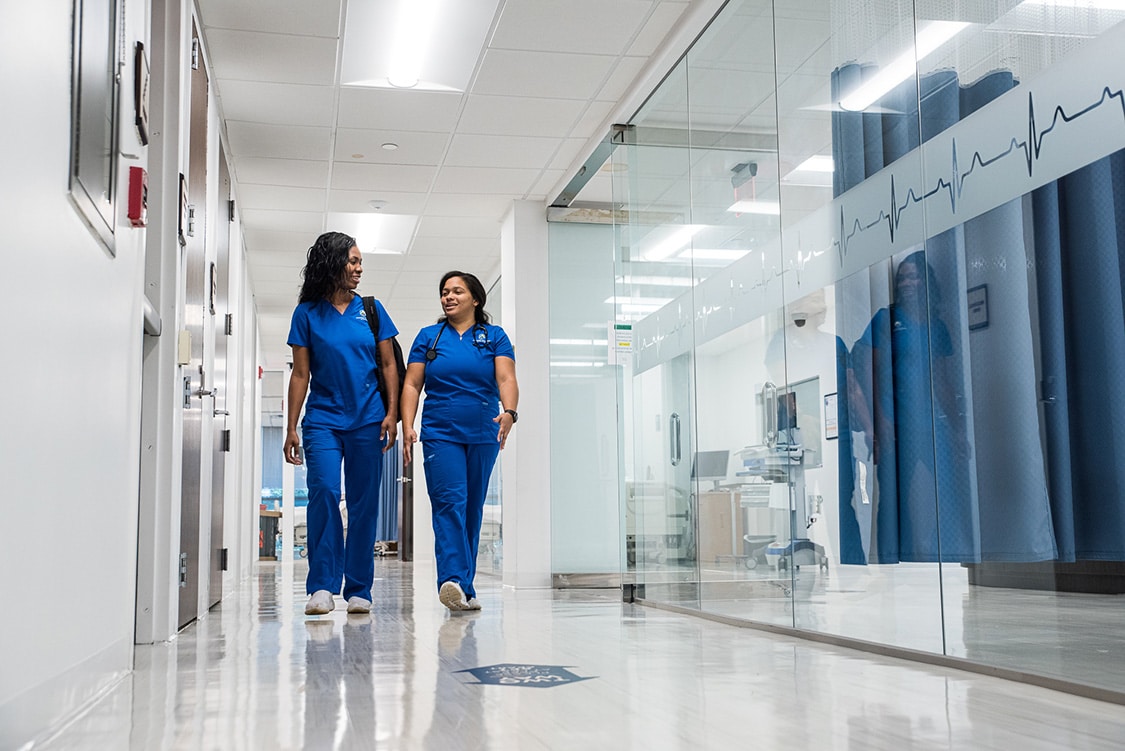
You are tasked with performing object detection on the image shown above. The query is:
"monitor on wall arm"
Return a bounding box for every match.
[691,449,730,490]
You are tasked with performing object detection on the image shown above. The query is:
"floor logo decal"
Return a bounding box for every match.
[456,663,594,687]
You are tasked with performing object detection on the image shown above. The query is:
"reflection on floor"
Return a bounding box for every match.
[637,558,1125,695]
[42,559,1125,750]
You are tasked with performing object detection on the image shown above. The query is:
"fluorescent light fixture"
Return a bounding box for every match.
[727,200,781,215]
[327,212,418,255]
[341,0,500,92]
[641,225,703,261]
[618,275,696,287]
[550,339,609,346]
[678,248,750,261]
[605,296,674,306]
[839,21,971,112]
[551,361,606,368]
[793,155,834,173]
[387,0,440,88]
[620,302,663,314]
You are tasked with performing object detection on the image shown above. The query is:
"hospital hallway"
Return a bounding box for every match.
[39,560,1125,750]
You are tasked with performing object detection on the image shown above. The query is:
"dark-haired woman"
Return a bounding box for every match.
[284,231,400,616]
[400,271,519,612]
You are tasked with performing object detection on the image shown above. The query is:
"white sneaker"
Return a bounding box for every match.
[305,590,335,615]
[346,596,372,614]
[465,597,482,611]
[439,581,468,611]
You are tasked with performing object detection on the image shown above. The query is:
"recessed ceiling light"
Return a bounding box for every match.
[381,142,399,151]
[368,200,388,211]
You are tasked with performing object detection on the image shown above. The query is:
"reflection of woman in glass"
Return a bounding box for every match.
[849,251,974,563]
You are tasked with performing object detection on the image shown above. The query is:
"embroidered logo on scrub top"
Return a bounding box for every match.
[474,328,489,347]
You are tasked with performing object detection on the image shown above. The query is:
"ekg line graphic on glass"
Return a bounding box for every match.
[835,86,1125,263]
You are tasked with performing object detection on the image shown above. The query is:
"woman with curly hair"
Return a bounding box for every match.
[284,231,400,615]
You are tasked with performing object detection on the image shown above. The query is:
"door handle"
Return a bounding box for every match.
[669,412,681,466]
[762,381,777,447]
[213,409,229,417]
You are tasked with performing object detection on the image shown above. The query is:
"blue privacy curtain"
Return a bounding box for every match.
[1032,150,1125,561]
[832,65,1062,564]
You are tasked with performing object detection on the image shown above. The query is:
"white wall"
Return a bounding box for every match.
[0,0,148,745]
[0,2,262,746]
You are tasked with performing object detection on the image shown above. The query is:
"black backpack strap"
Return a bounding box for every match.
[361,296,380,340]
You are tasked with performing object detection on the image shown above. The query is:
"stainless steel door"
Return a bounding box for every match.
[178,21,210,629]
[207,151,232,609]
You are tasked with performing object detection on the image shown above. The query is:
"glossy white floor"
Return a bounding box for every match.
[41,559,1125,750]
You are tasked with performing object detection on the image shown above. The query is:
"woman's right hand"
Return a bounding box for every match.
[283,429,302,465]
[402,426,418,466]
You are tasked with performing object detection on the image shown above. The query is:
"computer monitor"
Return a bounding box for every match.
[691,449,730,489]
[777,391,798,430]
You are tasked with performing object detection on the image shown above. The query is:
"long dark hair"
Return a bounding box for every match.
[437,270,492,325]
[298,231,356,303]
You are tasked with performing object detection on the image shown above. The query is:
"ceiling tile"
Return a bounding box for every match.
[326,190,428,215]
[336,88,464,132]
[333,129,449,165]
[530,170,567,199]
[597,56,648,103]
[414,216,502,239]
[458,94,587,138]
[216,81,336,127]
[490,0,653,55]
[241,208,324,233]
[423,194,517,219]
[434,166,543,195]
[444,134,562,169]
[204,30,338,85]
[472,49,616,100]
[226,122,333,160]
[409,236,499,256]
[242,230,316,256]
[238,184,327,212]
[233,157,329,188]
[197,0,342,37]
[627,2,690,57]
[548,139,587,171]
[331,163,438,193]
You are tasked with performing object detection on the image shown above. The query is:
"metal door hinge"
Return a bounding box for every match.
[179,552,189,587]
[191,38,200,70]
[224,313,234,336]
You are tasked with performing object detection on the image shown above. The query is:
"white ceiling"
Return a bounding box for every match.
[194,0,700,368]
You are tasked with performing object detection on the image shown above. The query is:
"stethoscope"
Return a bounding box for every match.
[425,322,489,361]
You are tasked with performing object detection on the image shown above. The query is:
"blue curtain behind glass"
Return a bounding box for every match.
[1032,151,1125,561]
[832,66,1067,564]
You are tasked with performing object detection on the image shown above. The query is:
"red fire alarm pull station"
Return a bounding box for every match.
[128,166,148,227]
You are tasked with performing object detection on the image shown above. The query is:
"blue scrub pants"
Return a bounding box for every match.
[422,440,500,598]
[302,423,384,601]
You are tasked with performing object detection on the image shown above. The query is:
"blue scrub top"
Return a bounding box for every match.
[408,322,515,444]
[287,295,398,431]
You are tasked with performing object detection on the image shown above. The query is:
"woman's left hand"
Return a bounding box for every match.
[493,411,515,449]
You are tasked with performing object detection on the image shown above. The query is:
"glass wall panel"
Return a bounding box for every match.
[615,61,702,605]
[910,0,1125,693]
[607,0,1125,696]
[548,222,623,579]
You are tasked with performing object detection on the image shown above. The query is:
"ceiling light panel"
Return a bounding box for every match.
[327,212,418,255]
[341,0,502,91]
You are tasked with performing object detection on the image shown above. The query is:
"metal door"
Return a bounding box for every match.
[178,21,210,629]
[207,150,232,608]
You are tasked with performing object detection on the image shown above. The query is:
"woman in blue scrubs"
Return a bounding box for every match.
[400,271,519,611]
[284,231,400,616]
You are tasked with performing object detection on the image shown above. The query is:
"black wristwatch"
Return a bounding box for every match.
[504,409,518,423]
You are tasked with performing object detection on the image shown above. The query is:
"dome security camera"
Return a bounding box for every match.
[791,311,808,327]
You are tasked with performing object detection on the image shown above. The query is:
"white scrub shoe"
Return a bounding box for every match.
[346,596,372,614]
[305,590,335,615]
[439,581,468,611]
[465,597,482,611]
